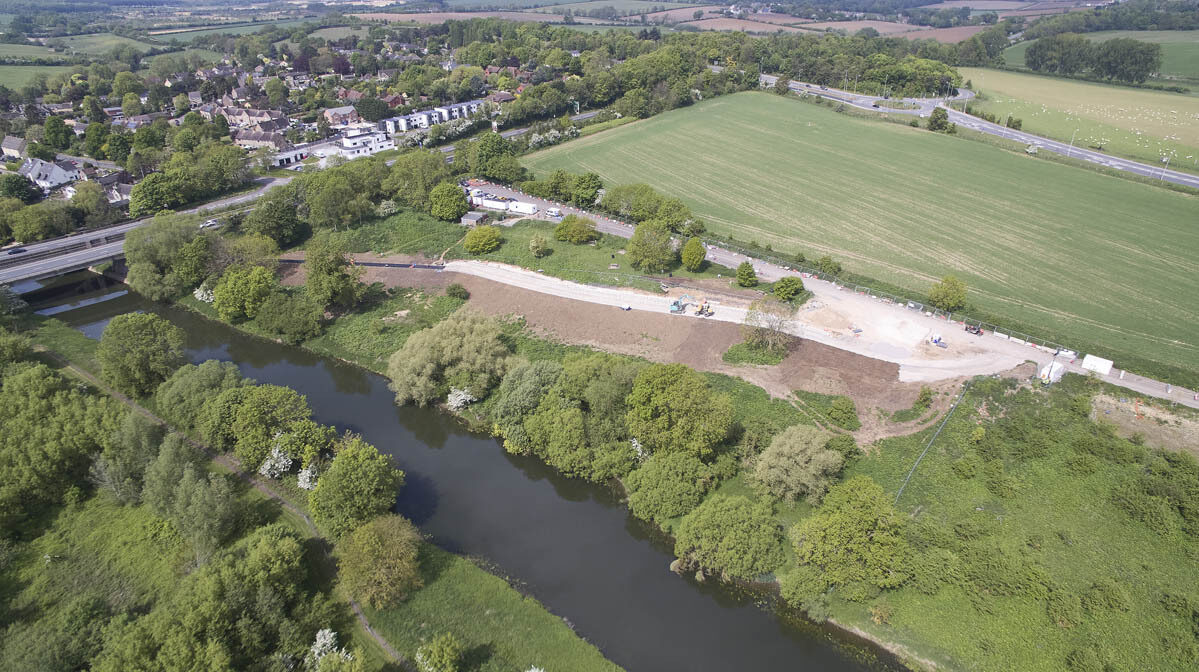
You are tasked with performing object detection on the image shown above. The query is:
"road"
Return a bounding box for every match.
[461,181,1199,408]
[755,72,1199,189]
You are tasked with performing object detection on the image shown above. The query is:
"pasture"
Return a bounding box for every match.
[154,19,313,40]
[960,67,1199,169]
[0,43,66,60]
[309,25,368,40]
[0,64,76,88]
[524,92,1199,373]
[533,0,699,14]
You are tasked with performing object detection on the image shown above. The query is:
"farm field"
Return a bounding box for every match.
[51,33,156,54]
[800,20,915,34]
[644,4,723,21]
[155,19,313,40]
[918,0,1028,8]
[353,11,575,24]
[901,25,986,43]
[524,92,1199,373]
[0,64,76,88]
[683,18,810,32]
[309,25,368,40]
[532,0,699,14]
[0,43,66,60]
[1006,31,1199,84]
[960,67,1199,170]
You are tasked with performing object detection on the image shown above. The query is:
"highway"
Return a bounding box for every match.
[756,72,1199,190]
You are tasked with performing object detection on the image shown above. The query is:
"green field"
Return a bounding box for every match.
[0,64,76,88]
[524,92,1199,374]
[1005,31,1199,84]
[50,33,158,55]
[961,67,1199,171]
[310,25,369,40]
[0,43,67,60]
[156,19,313,41]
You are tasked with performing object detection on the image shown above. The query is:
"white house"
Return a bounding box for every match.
[17,158,79,191]
[379,99,486,134]
[1,136,26,159]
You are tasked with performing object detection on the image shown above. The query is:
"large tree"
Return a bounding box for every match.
[429,181,469,222]
[97,312,186,397]
[213,265,277,322]
[387,311,511,406]
[928,275,967,312]
[626,363,732,458]
[627,221,675,273]
[783,476,909,604]
[383,150,451,212]
[674,495,786,580]
[336,514,424,609]
[310,436,404,538]
[742,297,797,355]
[305,233,365,311]
[751,425,842,503]
[624,451,715,524]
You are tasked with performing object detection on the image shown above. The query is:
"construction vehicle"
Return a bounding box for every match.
[694,299,713,317]
[964,324,984,336]
[669,294,697,314]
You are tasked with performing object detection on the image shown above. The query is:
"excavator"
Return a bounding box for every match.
[669,294,696,314]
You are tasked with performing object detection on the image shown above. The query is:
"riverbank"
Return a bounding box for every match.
[24,313,624,672]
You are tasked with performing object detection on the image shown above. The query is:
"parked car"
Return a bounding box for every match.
[200,219,220,229]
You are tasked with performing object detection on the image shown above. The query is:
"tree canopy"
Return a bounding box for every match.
[97,312,186,398]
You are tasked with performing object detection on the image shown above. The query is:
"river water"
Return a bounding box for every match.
[31,273,901,672]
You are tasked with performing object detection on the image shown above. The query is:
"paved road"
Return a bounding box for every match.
[756,72,1199,189]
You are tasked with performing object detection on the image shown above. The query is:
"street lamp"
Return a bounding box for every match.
[1160,155,1171,180]
[1067,128,1077,158]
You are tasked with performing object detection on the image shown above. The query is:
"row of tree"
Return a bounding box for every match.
[1025,33,1163,83]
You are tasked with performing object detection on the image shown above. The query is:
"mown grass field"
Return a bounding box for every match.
[960,67,1199,168]
[0,43,67,60]
[1005,31,1199,84]
[524,92,1199,374]
[0,64,76,88]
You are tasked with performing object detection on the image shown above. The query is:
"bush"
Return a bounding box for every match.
[553,214,598,244]
[772,276,805,301]
[462,225,502,254]
[415,632,463,672]
[445,283,470,300]
[254,291,324,344]
[155,361,247,431]
[1082,578,1131,614]
[735,261,758,288]
[826,396,860,430]
[1047,587,1083,628]
[627,221,675,273]
[928,275,968,312]
[624,452,715,525]
[528,234,549,258]
[626,364,733,459]
[1113,483,1181,536]
[674,495,786,580]
[336,514,423,609]
[750,425,842,503]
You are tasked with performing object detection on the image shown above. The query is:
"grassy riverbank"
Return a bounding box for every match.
[24,313,623,672]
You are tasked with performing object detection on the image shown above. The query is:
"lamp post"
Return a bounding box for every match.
[1067,128,1077,158]
[1160,155,1170,180]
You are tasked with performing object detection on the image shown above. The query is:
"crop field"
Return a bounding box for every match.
[524,92,1199,372]
[960,67,1199,170]
[801,20,916,34]
[901,25,986,43]
[0,64,76,88]
[684,18,810,32]
[309,25,368,40]
[155,19,312,40]
[1006,31,1199,84]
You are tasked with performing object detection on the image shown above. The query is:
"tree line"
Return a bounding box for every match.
[1025,32,1164,83]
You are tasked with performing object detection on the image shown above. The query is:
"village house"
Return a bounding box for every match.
[1,136,26,159]
[18,158,80,191]
[323,105,360,126]
[232,130,291,152]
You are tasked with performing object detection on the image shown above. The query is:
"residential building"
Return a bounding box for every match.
[18,158,79,191]
[323,105,360,126]
[1,136,26,159]
[232,130,290,151]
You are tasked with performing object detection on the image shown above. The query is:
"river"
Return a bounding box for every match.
[30,273,902,672]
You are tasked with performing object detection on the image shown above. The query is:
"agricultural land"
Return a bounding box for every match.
[523,91,1199,375]
[960,67,1199,169]
[0,65,76,89]
[1005,30,1199,85]
[47,33,157,55]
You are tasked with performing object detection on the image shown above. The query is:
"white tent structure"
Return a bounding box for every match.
[1081,354,1114,376]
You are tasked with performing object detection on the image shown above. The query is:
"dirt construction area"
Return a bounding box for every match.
[302,258,968,443]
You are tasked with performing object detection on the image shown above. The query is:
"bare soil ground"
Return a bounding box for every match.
[644,5,723,21]
[1092,394,1199,457]
[338,262,969,443]
[351,11,600,24]
[900,25,986,43]
[801,20,915,34]
[681,18,810,32]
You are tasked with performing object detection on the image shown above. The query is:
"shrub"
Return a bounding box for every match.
[213,266,277,322]
[674,495,785,580]
[415,632,463,672]
[553,214,598,244]
[826,396,860,430]
[624,452,715,524]
[154,360,247,431]
[627,221,675,273]
[825,434,860,462]
[1082,578,1131,613]
[528,234,549,258]
[445,283,470,300]
[254,291,324,344]
[735,261,758,288]
[1113,483,1181,536]
[462,225,502,254]
[928,275,968,312]
[1047,587,1083,628]
[772,276,805,301]
[336,514,423,609]
[750,425,841,503]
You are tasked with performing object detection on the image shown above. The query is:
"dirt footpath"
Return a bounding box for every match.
[333,263,966,443]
